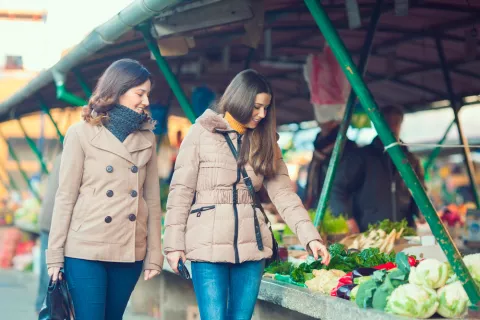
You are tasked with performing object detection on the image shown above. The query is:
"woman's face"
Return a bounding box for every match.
[118,79,151,114]
[245,92,272,129]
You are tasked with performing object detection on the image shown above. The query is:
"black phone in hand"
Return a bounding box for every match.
[178,259,191,280]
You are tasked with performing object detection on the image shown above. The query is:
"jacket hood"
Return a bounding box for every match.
[196,109,230,133]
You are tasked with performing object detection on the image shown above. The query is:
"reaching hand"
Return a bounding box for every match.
[308,240,331,266]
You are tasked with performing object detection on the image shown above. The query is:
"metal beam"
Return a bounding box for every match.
[0,129,41,202]
[370,53,480,81]
[0,161,20,192]
[314,0,384,227]
[423,119,455,178]
[368,53,480,85]
[366,72,445,97]
[435,37,480,208]
[38,95,65,144]
[73,69,92,98]
[55,82,88,106]
[304,0,480,306]
[16,118,49,175]
[371,14,480,54]
[139,23,197,124]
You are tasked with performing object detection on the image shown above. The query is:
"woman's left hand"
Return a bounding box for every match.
[144,269,161,281]
[308,240,331,266]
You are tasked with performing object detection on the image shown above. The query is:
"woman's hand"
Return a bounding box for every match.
[166,251,186,274]
[47,267,62,282]
[308,240,331,266]
[144,269,161,281]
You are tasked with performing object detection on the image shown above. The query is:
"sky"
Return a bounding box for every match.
[0,0,134,71]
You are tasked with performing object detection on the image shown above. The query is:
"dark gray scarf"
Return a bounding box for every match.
[105,104,147,142]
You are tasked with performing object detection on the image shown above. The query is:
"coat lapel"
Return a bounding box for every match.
[124,130,152,153]
[91,126,134,163]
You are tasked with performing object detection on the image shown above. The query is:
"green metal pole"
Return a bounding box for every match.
[423,119,455,178]
[73,69,92,98]
[304,0,480,305]
[138,23,197,124]
[0,175,10,193]
[435,37,480,208]
[56,83,88,106]
[0,130,42,202]
[16,119,49,175]
[6,171,20,192]
[39,96,65,144]
[0,160,21,193]
[314,0,383,228]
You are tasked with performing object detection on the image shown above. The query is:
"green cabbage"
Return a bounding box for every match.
[385,283,438,319]
[409,259,449,289]
[463,253,480,288]
[437,281,470,319]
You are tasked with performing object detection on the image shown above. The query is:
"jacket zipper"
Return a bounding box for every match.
[190,205,215,217]
[232,133,241,264]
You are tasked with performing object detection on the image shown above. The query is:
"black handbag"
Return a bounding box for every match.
[38,269,75,320]
[222,133,280,267]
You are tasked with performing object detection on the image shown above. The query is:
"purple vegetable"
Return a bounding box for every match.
[352,268,377,279]
[337,284,357,300]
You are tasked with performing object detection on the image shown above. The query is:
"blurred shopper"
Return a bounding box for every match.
[304,120,357,209]
[164,69,331,320]
[331,105,425,233]
[46,59,162,320]
[35,151,62,313]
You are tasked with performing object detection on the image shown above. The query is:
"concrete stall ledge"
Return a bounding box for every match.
[162,259,409,320]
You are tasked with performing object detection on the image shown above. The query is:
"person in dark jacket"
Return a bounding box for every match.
[35,151,62,312]
[304,120,357,209]
[330,105,425,233]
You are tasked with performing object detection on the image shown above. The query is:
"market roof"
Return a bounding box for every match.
[0,0,479,125]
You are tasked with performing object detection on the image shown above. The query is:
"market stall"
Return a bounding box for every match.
[1,0,480,319]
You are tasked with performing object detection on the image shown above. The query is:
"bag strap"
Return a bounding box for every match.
[222,133,271,228]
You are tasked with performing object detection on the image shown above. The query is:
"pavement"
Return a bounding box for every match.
[0,268,157,320]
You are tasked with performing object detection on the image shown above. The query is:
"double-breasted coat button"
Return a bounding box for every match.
[131,165,138,173]
[128,214,136,222]
[106,165,113,173]
[105,216,112,223]
[130,190,138,198]
[106,190,114,197]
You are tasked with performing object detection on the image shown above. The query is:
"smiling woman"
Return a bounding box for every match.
[46,58,162,320]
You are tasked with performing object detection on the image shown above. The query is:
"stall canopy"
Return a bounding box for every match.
[0,0,479,125]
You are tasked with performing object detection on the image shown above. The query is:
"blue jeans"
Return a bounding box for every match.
[191,260,265,320]
[36,231,50,312]
[64,257,143,320]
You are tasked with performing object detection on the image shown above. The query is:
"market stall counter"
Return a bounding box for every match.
[130,258,406,320]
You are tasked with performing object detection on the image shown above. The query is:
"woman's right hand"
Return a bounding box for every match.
[166,251,186,274]
[48,267,62,282]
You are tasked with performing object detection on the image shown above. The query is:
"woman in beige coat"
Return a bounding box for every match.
[164,69,331,320]
[46,59,162,320]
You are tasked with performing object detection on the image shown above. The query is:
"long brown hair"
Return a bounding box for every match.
[216,69,278,177]
[82,59,152,125]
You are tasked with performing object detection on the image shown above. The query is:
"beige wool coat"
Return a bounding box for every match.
[163,109,321,263]
[46,120,163,271]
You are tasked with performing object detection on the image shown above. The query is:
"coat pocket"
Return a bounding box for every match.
[185,205,216,254]
[190,205,215,217]
[70,187,95,232]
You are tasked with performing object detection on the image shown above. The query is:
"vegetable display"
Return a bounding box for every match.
[264,224,478,319]
[340,219,414,254]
